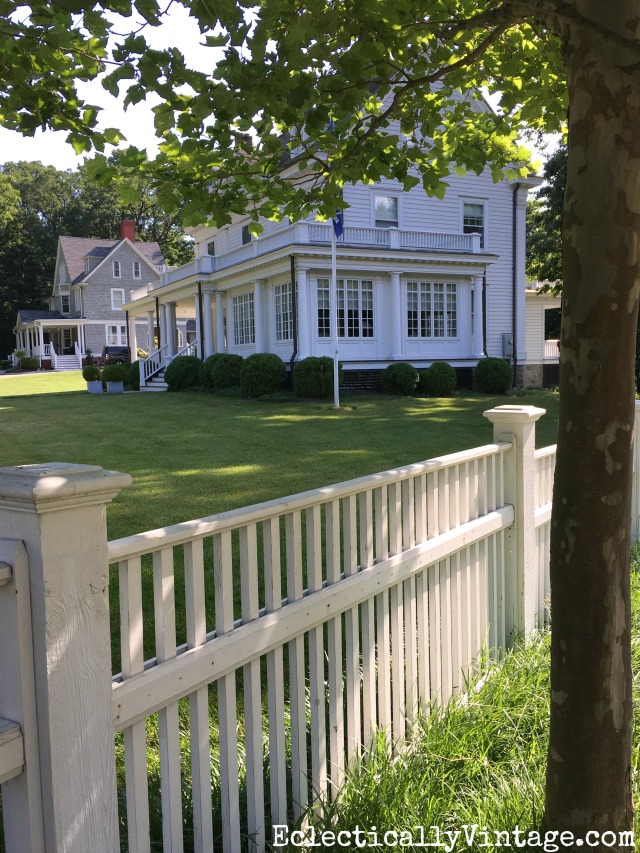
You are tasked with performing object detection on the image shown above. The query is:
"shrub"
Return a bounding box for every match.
[208,353,244,391]
[199,353,226,390]
[102,363,129,383]
[20,357,39,372]
[128,360,140,390]
[380,362,419,396]
[240,352,287,398]
[82,365,101,382]
[419,361,457,397]
[474,357,513,394]
[164,355,203,391]
[293,356,342,399]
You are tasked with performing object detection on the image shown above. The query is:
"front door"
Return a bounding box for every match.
[62,329,73,354]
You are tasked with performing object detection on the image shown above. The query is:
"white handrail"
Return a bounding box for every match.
[74,341,84,368]
[49,343,57,370]
[140,343,169,385]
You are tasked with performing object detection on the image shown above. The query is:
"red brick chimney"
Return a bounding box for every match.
[120,219,135,242]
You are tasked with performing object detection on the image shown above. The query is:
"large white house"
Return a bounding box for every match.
[125,168,543,390]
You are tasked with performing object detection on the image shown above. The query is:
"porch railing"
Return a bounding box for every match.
[139,343,169,385]
[73,342,84,368]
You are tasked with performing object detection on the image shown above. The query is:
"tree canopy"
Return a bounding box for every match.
[526,144,566,286]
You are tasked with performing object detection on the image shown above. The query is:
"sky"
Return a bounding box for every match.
[0,4,219,171]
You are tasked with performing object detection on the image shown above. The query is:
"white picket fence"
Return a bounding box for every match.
[2,403,637,852]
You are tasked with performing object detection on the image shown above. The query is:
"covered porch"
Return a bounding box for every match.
[13,311,89,370]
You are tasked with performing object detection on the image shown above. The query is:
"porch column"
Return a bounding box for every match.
[472,274,485,358]
[166,303,176,357]
[202,288,215,358]
[38,323,44,366]
[158,304,166,350]
[297,267,310,359]
[146,311,155,353]
[216,292,225,353]
[127,315,137,360]
[254,280,265,352]
[390,272,403,359]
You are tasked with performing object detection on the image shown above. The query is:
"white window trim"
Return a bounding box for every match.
[105,324,127,346]
[316,277,376,340]
[132,261,141,280]
[274,282,293,342]
[112,260,121,279]
[460,198,488,249]
[111,288,125,311]
[60,294,70,314]
[372,190,401,229]
[232,291,255,346]
[405,280,459,340]
[73,288,82,312]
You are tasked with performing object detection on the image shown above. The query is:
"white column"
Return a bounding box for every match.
[38,324,44,365]
[127,315,137,360]
[483,405,546,639]
[472,275,485,358]
[166,303,176,357]
[203,289,215,358]
[296,267,310,359]
[254,280,265,352]
[146,311,155,353]
[514,185,528,369]
[158,304,166,350]
[216,292,225,353]
[194,294,202,356]
[390,272,402,359]
[0,463,132,852]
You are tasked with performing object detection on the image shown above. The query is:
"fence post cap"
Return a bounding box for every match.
[483,404,546,424]
[0,463,132,511]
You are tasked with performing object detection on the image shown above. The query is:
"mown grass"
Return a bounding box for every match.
[276,558,640,852]
[0,369,85,396]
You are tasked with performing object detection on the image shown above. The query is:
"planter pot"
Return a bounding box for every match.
[87,380,103,395]
[106,381,124,395]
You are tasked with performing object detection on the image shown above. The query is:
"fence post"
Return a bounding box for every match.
[483,405,545,641]
[632,401,640,541]
[0,463,132,853]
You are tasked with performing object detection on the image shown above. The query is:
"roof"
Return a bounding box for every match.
[16,310,67,323]
[59,236,165,284]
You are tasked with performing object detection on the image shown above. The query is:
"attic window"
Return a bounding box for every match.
[241,225,252,245]
[207,241,216,256]
[133,261,141,279]
[113,261,121,279]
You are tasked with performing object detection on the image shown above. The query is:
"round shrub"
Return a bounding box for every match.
[102,363,129,383]
[380,362,419,396]
[20,356,39,372]
[419,361,457,397]
[199,353,225,390]
[293,356,342,399]
[474,357,513,394]
[128,360,140,390]
[240,353,287,398]
[209,353,244,391]
[164,355,203,391]
[82,364,101,382]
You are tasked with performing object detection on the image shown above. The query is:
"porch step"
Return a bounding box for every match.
[54,356,81,372]
[140,369,168,392]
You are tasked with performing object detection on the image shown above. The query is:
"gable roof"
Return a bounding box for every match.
[59,236,165,284]
[16,309,67,324]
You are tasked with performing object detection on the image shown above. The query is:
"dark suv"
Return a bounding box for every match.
[102,346,131,365]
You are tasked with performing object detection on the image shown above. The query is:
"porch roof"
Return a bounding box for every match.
[14,311,89,329]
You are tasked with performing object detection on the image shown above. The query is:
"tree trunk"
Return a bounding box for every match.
[545,1,640,840]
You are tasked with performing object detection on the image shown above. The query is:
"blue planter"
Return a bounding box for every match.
[107,381,124,395]
[87,381,103,395]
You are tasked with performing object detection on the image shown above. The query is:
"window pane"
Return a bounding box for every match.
[275,283,293,341]
[317,279,330,337]
[232,292,255,345]
[463,203,485,247]
[375,195,398,227]
[446,283,457,337]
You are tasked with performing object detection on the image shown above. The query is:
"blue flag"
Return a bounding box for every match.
[332,209,344,238]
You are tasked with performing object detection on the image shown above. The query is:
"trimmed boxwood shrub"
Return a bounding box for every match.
[128,360,140,390]
[102,363,129,383]
[474,357,513,394]
[293,356,342,399]
[199,353,226,390]
[380,362,419,396]
[207,353,244,391]
[419,361,457,397]
[240,353,287,398]
[82,364,101,382]
[164,355,203,391]
[20,357,39,372]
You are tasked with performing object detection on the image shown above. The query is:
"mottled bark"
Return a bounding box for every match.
[545,1,640,841]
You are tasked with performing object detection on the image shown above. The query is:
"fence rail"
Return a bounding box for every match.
[1,404,602,853]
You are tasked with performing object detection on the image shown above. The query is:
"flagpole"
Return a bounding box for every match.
[331,224,340,408]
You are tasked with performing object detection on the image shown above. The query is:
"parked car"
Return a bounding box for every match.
[102,345,131,365]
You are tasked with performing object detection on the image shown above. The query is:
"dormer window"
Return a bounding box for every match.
[113,261,121,279]
[241,225,252,245]
[61,295,70,313]
[207,240,216,256]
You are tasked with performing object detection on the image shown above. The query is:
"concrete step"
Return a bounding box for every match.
[140,370,168,392]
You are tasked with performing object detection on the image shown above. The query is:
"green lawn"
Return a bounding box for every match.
[0,383,558,542]
[0,370,85,396]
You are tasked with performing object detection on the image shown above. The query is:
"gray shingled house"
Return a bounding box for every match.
[13,221,166,370]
